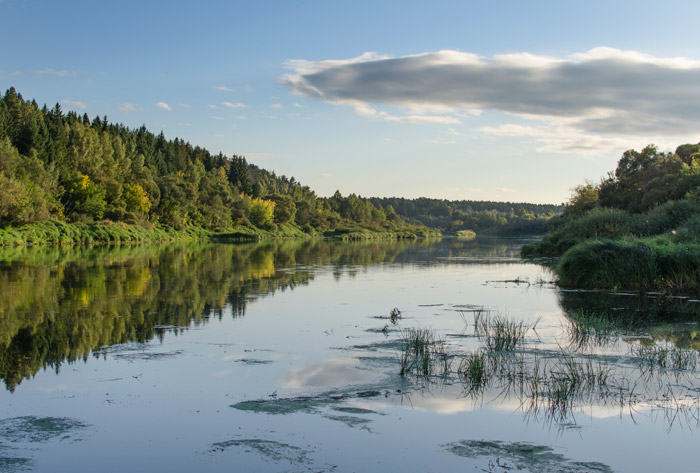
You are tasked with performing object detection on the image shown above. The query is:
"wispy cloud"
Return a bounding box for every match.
[282,47,700,151]
[118,102,142,112]
[215,85,233,92]
[0,70,22,79]
[177,122,193,127]
[208,104,218,109]
[155,102,172,111]
[178,103,191,109]
[270,103,283,109]
[39,68,73,77]
[479,123,643,155]
[222,101,246,108]
[384,115,460,124]
[61,99,86,109]
[209,116,226,120]
[496,187,517,194]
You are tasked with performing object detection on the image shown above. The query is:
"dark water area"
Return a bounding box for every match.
[1,237,699,472]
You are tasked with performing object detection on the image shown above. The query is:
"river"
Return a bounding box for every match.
[1,237,699,472]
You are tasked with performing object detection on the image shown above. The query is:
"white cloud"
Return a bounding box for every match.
[480,122,646,154]
[209,116,225,120]
[384,115,461,124]
[155,102,172,111]
[215,85,233,92]
[39,68,72,77]
[222,101,246,108]
[178,103,191,108]
[234,115,246,120]
[118,102,142,112]
[177,122,192,127]
[208,104,218,109]
[270,103,283,109]
[282,47,700,150]
[321,172,333,178]
[61,99,86,109]
[293,103,302,108]
[0,70,22,79]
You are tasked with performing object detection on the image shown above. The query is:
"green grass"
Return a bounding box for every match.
[473,311,529,352]
[555,237,700,292]
[0,220,214,246]
[522,198,700,260]
[458,350,488,388]
[398,327,450,377]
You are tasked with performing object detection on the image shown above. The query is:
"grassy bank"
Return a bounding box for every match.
[522,198,700,293]
[0,220,439,247]
[555,237,700,293]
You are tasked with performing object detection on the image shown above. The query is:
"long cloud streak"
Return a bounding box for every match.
[282,48,700,139]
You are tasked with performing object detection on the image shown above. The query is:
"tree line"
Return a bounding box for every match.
[0,87,558,236]
[0,87,411,234]
[369,197,561,234]
[564,143,700,218]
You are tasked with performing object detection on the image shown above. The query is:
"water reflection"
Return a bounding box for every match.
[0,237,531,392]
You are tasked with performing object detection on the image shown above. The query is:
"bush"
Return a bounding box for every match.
[557,240,657,289]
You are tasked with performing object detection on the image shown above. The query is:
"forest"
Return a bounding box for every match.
[369,197,560,234]
[0,87,557,244]
[524,143,700,292]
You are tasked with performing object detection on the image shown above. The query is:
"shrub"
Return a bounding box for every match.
[557,240,657,289]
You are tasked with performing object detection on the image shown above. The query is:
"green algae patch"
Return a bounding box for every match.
[209,439,311,465]
[0,416,89,443]
[0,454,33,473]
[445,440,613,473]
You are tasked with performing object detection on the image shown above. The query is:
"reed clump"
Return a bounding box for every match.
[398,327,450,377]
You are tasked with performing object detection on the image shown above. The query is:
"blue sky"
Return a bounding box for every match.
[3,0,700,204]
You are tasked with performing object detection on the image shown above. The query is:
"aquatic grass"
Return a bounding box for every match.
[633,344,700,373]
[482,315,529,352]
[398,327,450,377]
[564,309,617,350]
[458,350,488,388]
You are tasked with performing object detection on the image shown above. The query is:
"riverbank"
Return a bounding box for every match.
[522,199,700,294]
[0,220,440,247]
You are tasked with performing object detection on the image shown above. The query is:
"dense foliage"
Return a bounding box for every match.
[370,197,560,234]
[524,142,700,292]
[0,87,435,239]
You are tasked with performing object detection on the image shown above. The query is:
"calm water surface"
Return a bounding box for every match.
[1,238,699,472]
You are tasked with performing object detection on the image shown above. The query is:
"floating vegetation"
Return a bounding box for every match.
[0,416,91,473]
[0,455,33,473]
[231,390,388,416]
[209,438,312,465]
[389,307,402,325]
[445,439,614,473]
[0,416,90,444]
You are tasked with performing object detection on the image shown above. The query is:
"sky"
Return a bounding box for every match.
[3,0,700,204]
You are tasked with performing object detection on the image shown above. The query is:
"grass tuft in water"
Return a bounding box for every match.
[458,350,488,388]
[398,327,450,377]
